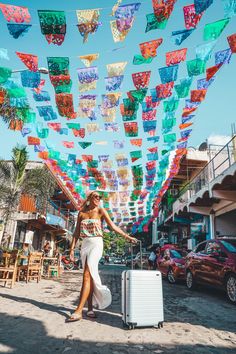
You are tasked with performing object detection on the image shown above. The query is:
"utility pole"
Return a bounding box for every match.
[231,123,236,162]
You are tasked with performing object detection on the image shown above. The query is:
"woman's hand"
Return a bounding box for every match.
[127,236,138,244]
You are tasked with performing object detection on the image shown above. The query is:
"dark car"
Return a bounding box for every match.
[99,257,105,265]
[113,257,123,264]
[125,255,136,267]
[185,238,236,303]
[157,247,186,283]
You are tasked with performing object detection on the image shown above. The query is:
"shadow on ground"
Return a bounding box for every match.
[0,313,235,354]
[0,293,71,317]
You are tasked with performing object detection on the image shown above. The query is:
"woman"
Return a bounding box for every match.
[67,191,137,322]
[43,241,51,257]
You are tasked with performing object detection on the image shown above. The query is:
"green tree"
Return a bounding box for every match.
[0,145,56,247]
[103,230,129,255]
[103,231,112,254]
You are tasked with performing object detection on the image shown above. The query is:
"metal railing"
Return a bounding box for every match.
[45,201,75,232]
[177,135,236,201]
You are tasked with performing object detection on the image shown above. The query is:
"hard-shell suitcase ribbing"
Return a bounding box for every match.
[121,241,164,329]
[121,269,164,329]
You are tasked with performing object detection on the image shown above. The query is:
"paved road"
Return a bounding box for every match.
[0,265,235,354]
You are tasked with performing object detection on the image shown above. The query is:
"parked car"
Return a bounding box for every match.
[185,237,236,303]
[133,252,151,269]
[113,257,123,264]
[125,255,136,267]
[157,247,187,283]
[99,257,105,265]
[109,256,116,264]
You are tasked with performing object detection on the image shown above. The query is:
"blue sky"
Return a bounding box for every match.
[0,0,236,162]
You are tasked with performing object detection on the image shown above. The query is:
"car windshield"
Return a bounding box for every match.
[220,240,236,253]
[170,250,183,259]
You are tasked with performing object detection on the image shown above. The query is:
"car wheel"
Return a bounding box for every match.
[186,270,195,290]
[226,274,236,304]
[167,269,176,284]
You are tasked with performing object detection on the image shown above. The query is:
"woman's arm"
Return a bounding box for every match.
[69,214,81,260]
[101,208,137,243]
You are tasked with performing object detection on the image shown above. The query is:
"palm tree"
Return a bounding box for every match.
[0,145,56,248]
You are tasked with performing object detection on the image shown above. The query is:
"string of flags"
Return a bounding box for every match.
[0,0,236,229]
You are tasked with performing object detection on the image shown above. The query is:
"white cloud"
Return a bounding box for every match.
[207,134,231,146]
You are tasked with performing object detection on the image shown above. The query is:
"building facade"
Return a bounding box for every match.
[155,136,236,249]
[0,161,79,254]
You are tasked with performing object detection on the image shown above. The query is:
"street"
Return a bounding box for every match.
[0,265,235,354]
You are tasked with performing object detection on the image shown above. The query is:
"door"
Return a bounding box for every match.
[189,241,207,280]
[157,249,171,276]
[157,250,165,273]
[199,241,226,286]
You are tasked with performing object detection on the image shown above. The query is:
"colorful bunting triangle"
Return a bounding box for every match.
[78,142,92,149]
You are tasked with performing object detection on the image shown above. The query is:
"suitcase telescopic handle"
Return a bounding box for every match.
[130,240,142,270]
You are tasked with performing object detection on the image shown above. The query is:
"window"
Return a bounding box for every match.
[195,241,207,254]
[14,221,27,249]
[164,249,170,258]
[220,240,236,253]
[206,242,221,255]
[170,250,182,259]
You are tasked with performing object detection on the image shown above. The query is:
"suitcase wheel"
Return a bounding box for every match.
[158,322,164,329]
[128,324,135,330]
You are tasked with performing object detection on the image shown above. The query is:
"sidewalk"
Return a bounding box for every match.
[0,268,235,354]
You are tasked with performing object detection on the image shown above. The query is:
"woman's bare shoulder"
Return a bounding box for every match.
[78,212,86,220]
[98,207,106,216]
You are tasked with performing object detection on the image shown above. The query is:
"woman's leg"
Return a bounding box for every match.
[74,260,93,314]
[87,279,94,312]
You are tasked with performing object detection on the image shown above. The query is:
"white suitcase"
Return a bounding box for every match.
[121,243,164,329]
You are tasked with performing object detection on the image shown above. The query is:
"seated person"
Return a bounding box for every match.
[43,241,52,256]
[20,242,34,265]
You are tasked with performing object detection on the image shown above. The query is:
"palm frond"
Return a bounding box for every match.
[0,190,20,218]
[0,160,12,182]
[12,146,28,188]
[22,167,56,211]
[0,185,12,202]
[0,103,16,126]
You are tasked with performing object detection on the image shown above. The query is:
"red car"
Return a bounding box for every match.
[157,246,187,284]
[185,238,236,304]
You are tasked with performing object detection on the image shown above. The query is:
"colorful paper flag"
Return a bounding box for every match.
[183,4,203,29]
[16,52,38,72]
[7,24,31,38]
[0,3,31,23]
[166,48,187,66]
[203,18,230,41]
[139,38,163,58]
[227,33,236,53]
[172,28,195,45]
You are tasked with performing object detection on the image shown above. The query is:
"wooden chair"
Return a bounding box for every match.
[17,255,29,282]
[0,250,19,288]
[46,255,61,278]
[17,252,43,283]
[27,252,43,283]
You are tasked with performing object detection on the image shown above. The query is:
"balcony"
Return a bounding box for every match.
[17,195,75,233]
[173,136,236,214]
[45,201,75,233]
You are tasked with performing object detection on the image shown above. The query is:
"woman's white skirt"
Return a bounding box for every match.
[80,237,112,310]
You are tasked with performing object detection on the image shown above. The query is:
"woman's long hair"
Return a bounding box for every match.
[79,191,98,212]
